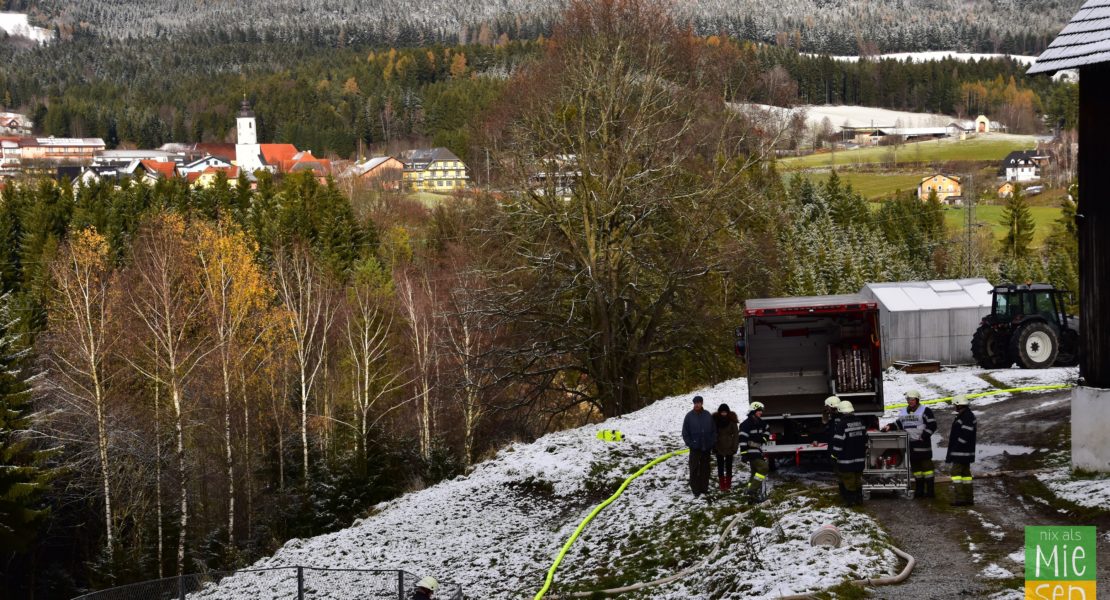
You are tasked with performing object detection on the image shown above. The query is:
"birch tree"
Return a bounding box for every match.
[194,219,271,549]
[396,270,437,461]
[273,244,335,484]
[125,213,212,575]
[42,228,118,555]
[342,257,403,470]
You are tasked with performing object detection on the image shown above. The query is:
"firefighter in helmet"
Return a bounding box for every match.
[821,396,844,493]
[739,401,770,503]
[830,400,868,506]
[946,395,977,506]
[883,390,938,498]
[412,576,439,600]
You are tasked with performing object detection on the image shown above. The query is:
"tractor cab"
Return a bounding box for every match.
[973,283,1079,369]
[988,284,1070,329]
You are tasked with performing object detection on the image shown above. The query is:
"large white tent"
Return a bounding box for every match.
[859,279,994,367]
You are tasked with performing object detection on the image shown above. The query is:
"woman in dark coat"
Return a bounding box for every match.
[713,404,740,491]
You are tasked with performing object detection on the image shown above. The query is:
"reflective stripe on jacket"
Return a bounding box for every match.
[739,413,769,461]
[831,415,868,473]
[946,409,977,464]
[894,405,937,458]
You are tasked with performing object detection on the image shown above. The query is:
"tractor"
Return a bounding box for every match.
[971,283,1079,369]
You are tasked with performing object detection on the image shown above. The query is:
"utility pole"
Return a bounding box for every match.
[965,172,975,277]
[485,147,491,190]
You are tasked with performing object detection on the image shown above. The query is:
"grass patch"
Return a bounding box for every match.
[943,204,1062,247]
[976,372,1008,389]
[797,171,925,200]
[778,136,1034,170]
[812,580,872,599]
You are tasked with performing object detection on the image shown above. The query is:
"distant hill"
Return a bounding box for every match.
[29,0,1082,54]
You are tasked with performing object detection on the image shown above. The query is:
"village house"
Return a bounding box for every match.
[1000,150,1044,182]
[917,173,962,203]
[346,156,404,190]
[188,166,241,189]
[0,112,32,135]
[125,159,179,186]
[402,147,469,192]
[17,136,106,165]
[997,181,1015,198]
[178,154,233,175]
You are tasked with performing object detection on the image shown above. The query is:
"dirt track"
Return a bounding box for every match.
[858,389,1110,599]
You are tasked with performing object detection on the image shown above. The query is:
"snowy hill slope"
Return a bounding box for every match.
[194,366,1078,599]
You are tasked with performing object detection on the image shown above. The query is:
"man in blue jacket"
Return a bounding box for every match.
[682,395,716,499]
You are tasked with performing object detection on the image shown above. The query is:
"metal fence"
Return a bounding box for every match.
[71,567,464,600]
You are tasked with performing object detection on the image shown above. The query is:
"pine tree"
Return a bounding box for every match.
[0,292,51,552]
[999,185,1035,262]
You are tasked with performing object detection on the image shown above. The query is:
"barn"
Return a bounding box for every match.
[858,279,994,367]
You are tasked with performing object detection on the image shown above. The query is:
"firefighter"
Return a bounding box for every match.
[820,396,844,494]
[412,576,439,600]
[739,401,770,503]
[883,389,937,498]
[946,395,977,507]
[831,400,868,506]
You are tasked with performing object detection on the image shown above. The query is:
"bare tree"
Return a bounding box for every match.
[124,213,213,575]
[483,0,774,418]
[396,269,438,461]
[340,258,409,472]
[273,244,336,484]
[41,228,118,555]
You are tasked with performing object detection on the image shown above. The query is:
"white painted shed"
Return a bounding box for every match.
[858,279,994,366]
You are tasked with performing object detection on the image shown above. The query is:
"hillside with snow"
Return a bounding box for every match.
[185,366,1082,599]
[24,0,1081,53]
[0,12,52,44]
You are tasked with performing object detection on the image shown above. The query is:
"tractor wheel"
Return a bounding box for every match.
[1055,329,1080,367]
[971,326,1010,369]
[1011,322,1060,369]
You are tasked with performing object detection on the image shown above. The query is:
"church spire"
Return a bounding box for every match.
[238,95,254,118]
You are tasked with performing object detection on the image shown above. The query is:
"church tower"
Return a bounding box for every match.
[235,97,264,173]
[236,97,257,144]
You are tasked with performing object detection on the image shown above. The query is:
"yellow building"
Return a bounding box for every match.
[917,174,962,203]
[402,147,469,192]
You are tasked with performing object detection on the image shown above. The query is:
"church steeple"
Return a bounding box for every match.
[238,96,255,118]
[236,96,257,146]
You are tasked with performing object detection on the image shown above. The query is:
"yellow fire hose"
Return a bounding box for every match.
[534,382,1073,599]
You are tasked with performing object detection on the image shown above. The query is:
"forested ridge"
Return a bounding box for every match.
[3,0,1084,54]
[0,34,1078,160]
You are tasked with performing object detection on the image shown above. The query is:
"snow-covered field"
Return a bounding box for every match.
[815,52,1038,65]
[741,103,958,130]
[0,12,52,44]
[193,366,1082,599]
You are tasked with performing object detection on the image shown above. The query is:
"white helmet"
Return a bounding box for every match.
[837,400,855,414]
[824,396,841,408]
[750,401,765,411]
[951,395,970,407]
[905,390,922,401]
[417,576,440,592]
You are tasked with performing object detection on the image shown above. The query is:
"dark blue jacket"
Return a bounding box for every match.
[682,409,716,452]
[831,415,868,473]
[946,409,977,465]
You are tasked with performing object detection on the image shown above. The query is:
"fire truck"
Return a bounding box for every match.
[736,294,885,460]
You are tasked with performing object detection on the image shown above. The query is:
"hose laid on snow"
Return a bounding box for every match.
[886,383,1071,410]
[532,448,691,600]
[774,543,916,600]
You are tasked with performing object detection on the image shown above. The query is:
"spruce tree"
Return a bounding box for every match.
[0,293,51,552]
[999,185,1036,262]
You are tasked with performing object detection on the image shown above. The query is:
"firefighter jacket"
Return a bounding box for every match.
[739,413,769,462]
[682,409,716,452]
[946,408,977,465]
[892,404,937,460]
[831,415,868,473]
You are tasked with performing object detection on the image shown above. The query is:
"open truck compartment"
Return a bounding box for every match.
[742,294,884,446]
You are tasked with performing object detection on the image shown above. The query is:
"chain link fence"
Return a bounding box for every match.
[71,567,463,600]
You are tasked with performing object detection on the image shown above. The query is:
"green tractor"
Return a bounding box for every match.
[971,283,1079,369]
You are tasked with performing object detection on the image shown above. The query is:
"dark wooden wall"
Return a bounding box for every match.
[1078,63,1110,387]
